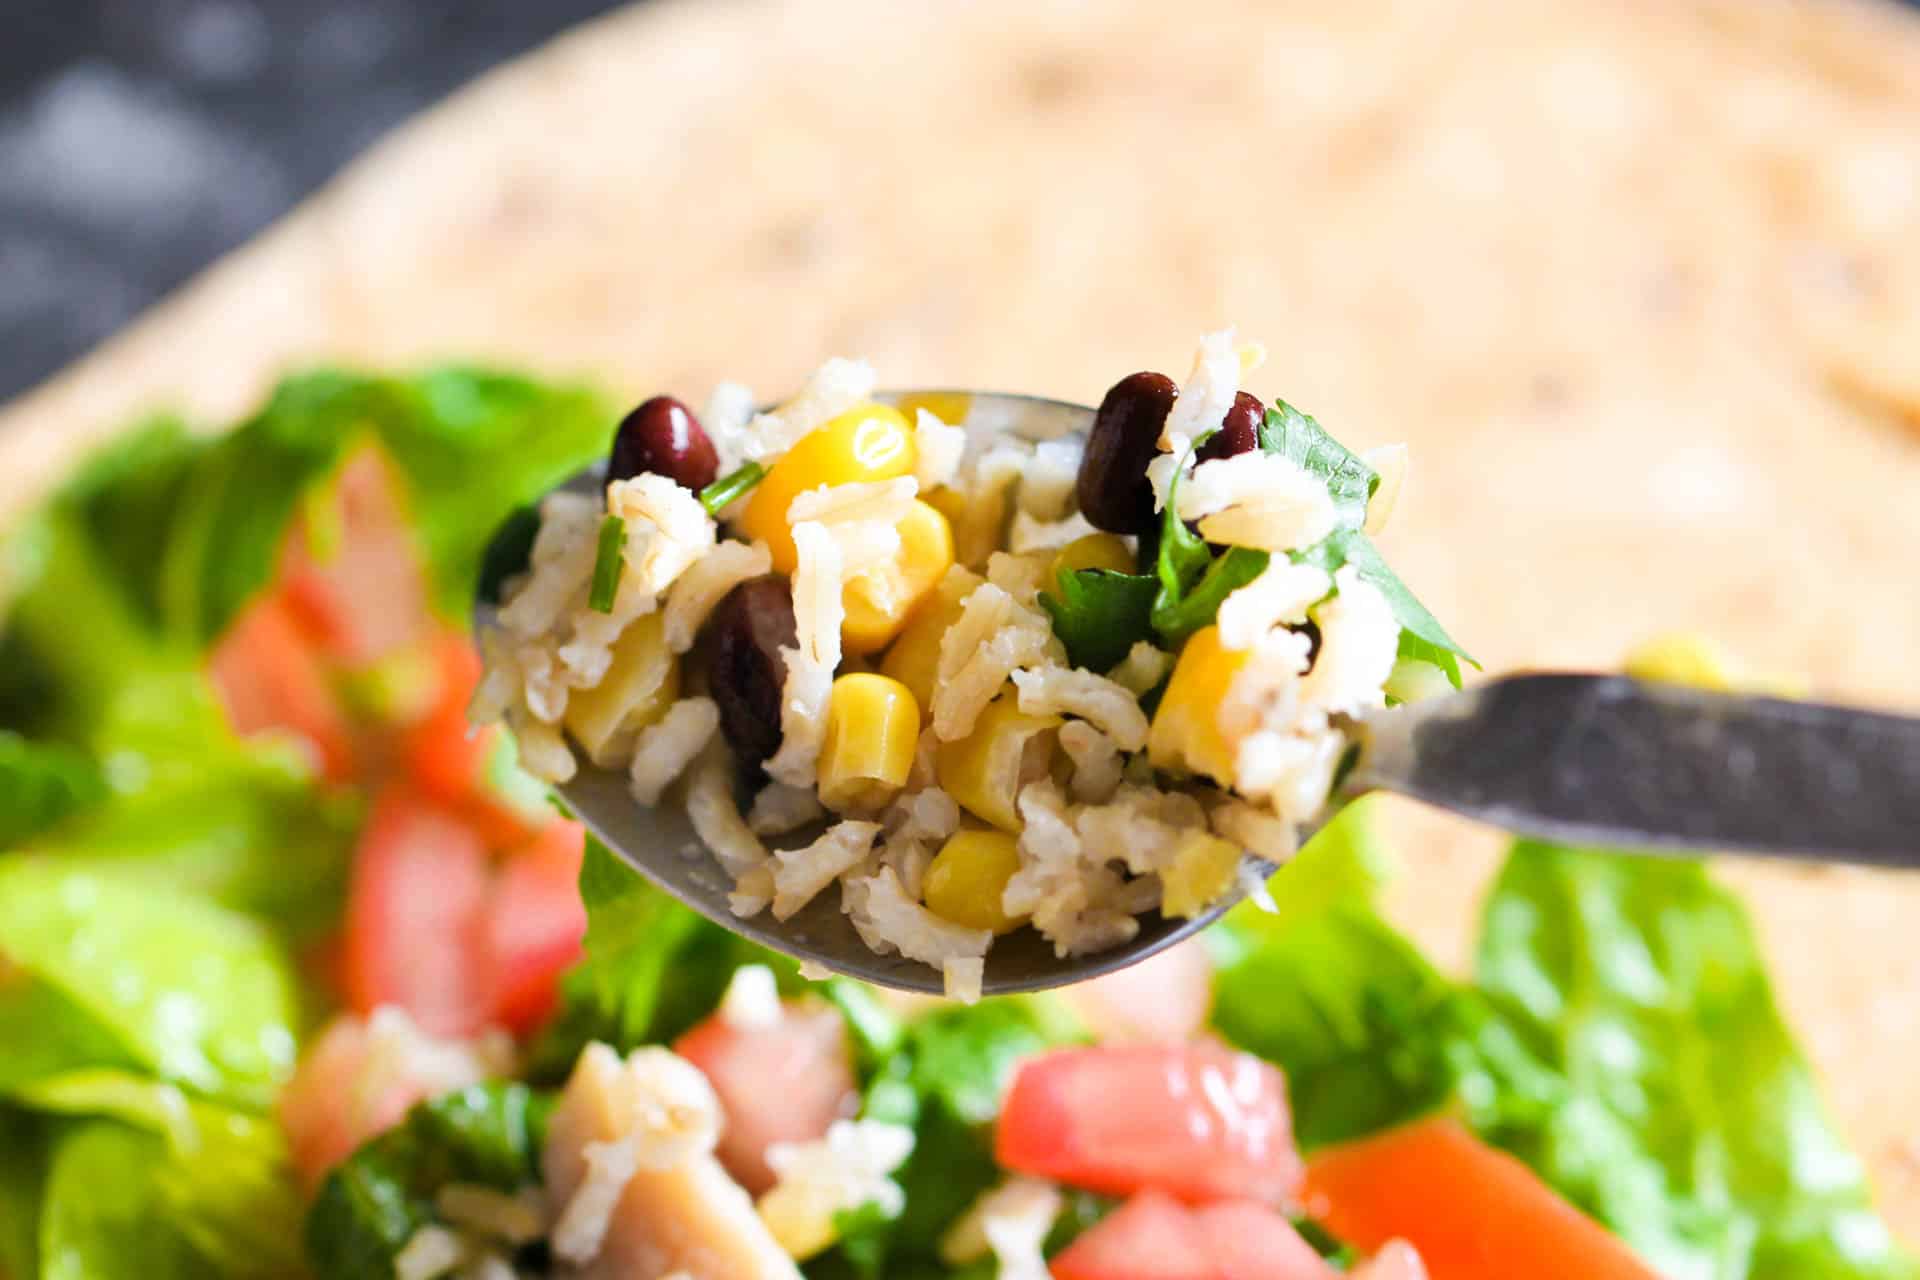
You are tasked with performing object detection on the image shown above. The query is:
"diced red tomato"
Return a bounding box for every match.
[1301,1118,1660,1280]
[403,632,547,849]
[997,1045,1303,1205]
[208,593,356,783]
[277,1011,497,1191]
[674,1000,860,1194]
[482,820,588,1035]
[342,785,493,1037]
[279,446,432,668]
[1059,940,1214,1043]
[1049,1191,1334,1280]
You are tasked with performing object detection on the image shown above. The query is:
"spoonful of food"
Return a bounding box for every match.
[473,358,1920,1000]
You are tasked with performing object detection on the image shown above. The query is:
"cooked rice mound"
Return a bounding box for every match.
[480,334,1419,1000]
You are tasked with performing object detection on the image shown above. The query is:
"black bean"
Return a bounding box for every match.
[1196,391,1266,463]
[706,576,797,767]
[609,395,720,492]
[1077,371,1179,535]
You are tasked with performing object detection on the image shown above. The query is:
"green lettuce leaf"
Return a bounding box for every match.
[0,1109,48,1280]
[0,862,300,1107]
[1258,401,1378,530]
[306,1083,551,1280]
[1475,843,1919,1280]
[0,734,105,849]
[1294,526,1475,687]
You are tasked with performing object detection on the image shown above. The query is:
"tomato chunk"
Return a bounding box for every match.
[279,446,431,668]
[1049,1191,1334,1280]
[277,1010,500,1190]
[482,820,587,1035]
[342,785,492,1037]
[208,593,355,783]
[674,999,859,1194]
[1302,1118,1659,1280]
[997,1045,1302,1205]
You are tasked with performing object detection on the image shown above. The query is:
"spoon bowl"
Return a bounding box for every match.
[476,390,1257,994]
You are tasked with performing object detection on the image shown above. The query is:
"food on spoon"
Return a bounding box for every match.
[477,333,1473,998]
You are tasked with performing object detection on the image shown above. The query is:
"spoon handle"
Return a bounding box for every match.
[1347,673,1920,868]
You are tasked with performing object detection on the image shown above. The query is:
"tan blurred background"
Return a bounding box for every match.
[2,0,1918,1240]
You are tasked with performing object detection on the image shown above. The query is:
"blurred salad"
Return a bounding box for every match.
[0,369,1912,1280]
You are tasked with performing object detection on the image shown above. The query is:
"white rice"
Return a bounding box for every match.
[1003,781,1150,958]
[683,740,772,883]
[1215,561,1332,652]
[881,786,961,847]
[1299,566,1399,716]
[606,473,717,597]
[772,821,881,921]
[627,697,720,806]
[702,380,758,477]
[1235,727,1345,820]
[507,713,575,784]
[663,539,772,653]
[395,1225,467,1280]
[765,521,845,787]
[1008,509,1099,554]
[1016,437,1085,521]
[844,867,992,996]
[1010,664,1150,751]
[1209,796,1302,864]
[1106,641,1174,696]
[757,1120,915,1259]
[984,550,1053,607]
[741,357,876,464]
[913,408,967,491]
[748,782,829,836]
[435,1185,547,1246]
[1176,451,1338,554]
[1160,327,1241,456]
[496,491,600,640]
[1057,719,1123,802]
[931,583,1057,741]
[942,957,985,1006]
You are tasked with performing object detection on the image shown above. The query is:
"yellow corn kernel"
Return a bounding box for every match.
[818,673,922,812]
[936,691,1060,832]
[1160,830,1244,918]
[1048,532,1136,590]
[1624,632,1808,699]
[1147,625,1251,787]
[879,565,984,715]
[842,500,956,656]
[927,481,1013,571]
[892,391,972,427]
[923,828,1025,934]
[739,402,918,574]
[564,612,679,767]
[758,1181,837,1261]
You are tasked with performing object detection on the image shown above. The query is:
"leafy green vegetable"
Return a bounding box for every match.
[1474,843,1919,1280]
[528,838,801,1078]
[1258,401,1378,530]
[1151,546,1269,646]
[0,861,300,1107]
[0,734,105,848]
[701,461,767,515]
[1038,568,1157,672]
[588,514,625,613]
[307,1083,552,1280]
[821,997,1086,1278]
[475,502,542,606]
[0,1109,48,1280]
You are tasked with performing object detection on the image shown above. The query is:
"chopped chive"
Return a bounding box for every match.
[698,461,766,515]
[588,515,625,613]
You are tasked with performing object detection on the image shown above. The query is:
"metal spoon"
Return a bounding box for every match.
[479,391,1920,995]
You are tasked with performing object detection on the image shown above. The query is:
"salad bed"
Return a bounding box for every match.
[0,368,1912,1280]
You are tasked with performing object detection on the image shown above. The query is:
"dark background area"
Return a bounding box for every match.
[0,0,625,404]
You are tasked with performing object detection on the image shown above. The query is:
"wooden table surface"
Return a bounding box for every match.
[3,0,1918,1241]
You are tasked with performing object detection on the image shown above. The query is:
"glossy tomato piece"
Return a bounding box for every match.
[674,999,859,1194]
[1302,1119,1659,1280]
[1049,1191,1334,1280]
[342,785,492,1038]
[208,593,355,783]
[403,632,548,849]
[279,445,432,668]
[1059,939,1214,1043]
[482,820,587,1035]
[277,1011,499,1190]
[997,1045,1303,1205]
